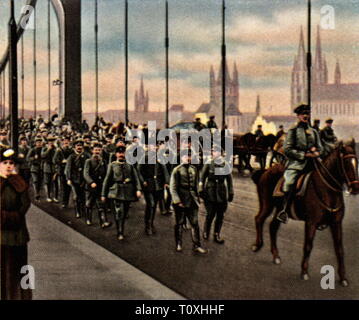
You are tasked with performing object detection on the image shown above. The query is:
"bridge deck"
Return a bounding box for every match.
[27,205,184,300]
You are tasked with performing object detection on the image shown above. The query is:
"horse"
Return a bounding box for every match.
[251,139,359,286]
[252,134,277,170]
[233,133,256,173]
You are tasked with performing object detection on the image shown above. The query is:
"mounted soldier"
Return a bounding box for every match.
[277,104,323,224]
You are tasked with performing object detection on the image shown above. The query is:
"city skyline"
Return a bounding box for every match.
[0,0,358,117]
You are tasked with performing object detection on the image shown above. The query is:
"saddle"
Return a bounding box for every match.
[273,172,313,198]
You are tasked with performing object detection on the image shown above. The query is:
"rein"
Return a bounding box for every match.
[311,149,359,213]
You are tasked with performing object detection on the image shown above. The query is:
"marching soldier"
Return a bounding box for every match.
[17,136,31,183]
[53,136,73,208]
[312,119,321,132]
[83,134,92,156]
[277,104,323,224]
[41,137,57,202]
[193,117,206,131]
[102,133,116,164]
[83,143,111,228]
[65,139,90,218]
[320,118,337,155]
[206,115,218,130]
[101,146,142,241]
[255,125,264,138]
[199,147,234,244]
[138,144,170,235]
[170,150,207,254]
[26,137,43,200]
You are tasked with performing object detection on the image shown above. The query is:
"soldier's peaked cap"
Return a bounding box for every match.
[294,104,311,115]
[115,146,126,153]
[74,139,84,146]
[326,118,334,124]
[0,148,16,162]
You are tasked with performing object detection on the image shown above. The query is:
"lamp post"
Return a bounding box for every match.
[165,0,169,128]
[307,0,312,112]
[221,0,227,129]
[9,0,19,153]
[124,0,129,125]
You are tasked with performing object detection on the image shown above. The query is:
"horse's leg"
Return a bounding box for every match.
[301,222,317,280]
[252,204,272,252]
[269,217,282,264]
[330,221,348,287]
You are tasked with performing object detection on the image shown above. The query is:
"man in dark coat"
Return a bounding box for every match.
[0,147,32,300]
[255,125,264,138]
[199,147,234,244]
[206,115,218,130]
[65,139,90,218]
[53,136,73,208]
[101,146,142,241]
[169,150,207,254]
[83,143,111,228]
[138,144,170,235]
[41,137,57,202]
[26,137,43,200]
[17,136,31,183]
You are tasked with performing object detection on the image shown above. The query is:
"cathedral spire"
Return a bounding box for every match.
[256,95,261,116]
[233,62,238,85]
[335,59,341,85]
[296,26,306,71]
[140,76,145,98]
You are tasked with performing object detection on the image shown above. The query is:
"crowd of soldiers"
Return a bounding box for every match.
[0,114,234,254]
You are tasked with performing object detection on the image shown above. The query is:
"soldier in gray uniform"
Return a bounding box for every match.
[170,150,207,254]
[199,147,234,244]
[41,137,57,202]
[320,118,337,155]
[53,136,73,208]
[26,137,43,200]
[277,104,323,224]
[84,142,111,228]
[138,144,170,235]
[101,146,142,241]
[65,139,90,218]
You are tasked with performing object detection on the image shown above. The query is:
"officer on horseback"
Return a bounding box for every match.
[277,104,323,224]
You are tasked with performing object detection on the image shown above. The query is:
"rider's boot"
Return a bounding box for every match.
[277,187,295,224]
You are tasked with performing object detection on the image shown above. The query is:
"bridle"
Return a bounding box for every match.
[314,149,359,194]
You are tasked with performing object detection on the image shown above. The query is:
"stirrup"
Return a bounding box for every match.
[277,210,289,224]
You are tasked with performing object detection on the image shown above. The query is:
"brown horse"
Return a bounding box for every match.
[251,140,359,286]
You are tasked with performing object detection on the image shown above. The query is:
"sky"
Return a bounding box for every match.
[0,0,359,115]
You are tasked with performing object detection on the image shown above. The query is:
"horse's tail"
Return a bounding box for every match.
[251,169,266,185]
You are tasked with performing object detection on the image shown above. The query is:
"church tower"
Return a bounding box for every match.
[256,95,261,116]
[134,77,149,112]
[313,25,328,86]
[334,60,341,85]
[291,26,308,108]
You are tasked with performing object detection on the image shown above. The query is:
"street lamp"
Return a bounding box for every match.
[53,78,63,117]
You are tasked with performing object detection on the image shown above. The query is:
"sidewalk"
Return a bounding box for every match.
[27,205,184,300]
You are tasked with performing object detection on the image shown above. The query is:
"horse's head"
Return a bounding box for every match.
[338,139,359,195]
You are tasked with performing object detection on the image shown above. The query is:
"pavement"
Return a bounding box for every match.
[27,205,184,300]
[32,171,359,300]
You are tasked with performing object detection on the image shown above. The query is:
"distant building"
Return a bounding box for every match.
[291,26,359,125]
[169,104,184,125]
[134,77,149,113]
[197,61,242,131]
